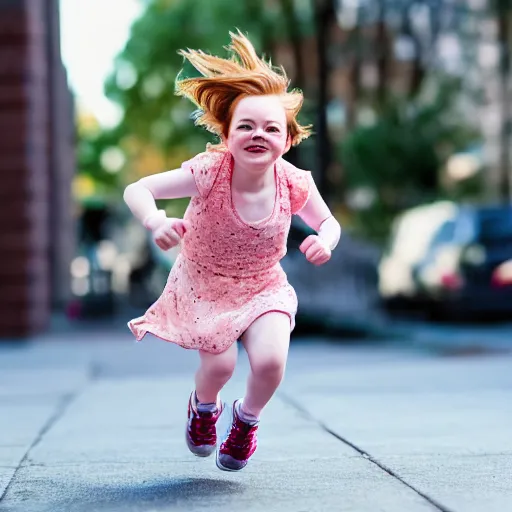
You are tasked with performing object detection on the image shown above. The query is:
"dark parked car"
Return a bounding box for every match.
[413,204,512,318]
[379,202,512,319]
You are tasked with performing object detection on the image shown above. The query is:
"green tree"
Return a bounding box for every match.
[341,78,480,241]
[73,0,316,215]
[103,0,311,160]
[78,126,125,193]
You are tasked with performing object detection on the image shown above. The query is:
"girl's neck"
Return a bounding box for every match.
[231,161,275,193]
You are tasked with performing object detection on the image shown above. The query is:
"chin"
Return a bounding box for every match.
[246,151,277,162]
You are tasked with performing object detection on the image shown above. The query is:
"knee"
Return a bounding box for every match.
[252,355,286,383]
[203,356,236,382]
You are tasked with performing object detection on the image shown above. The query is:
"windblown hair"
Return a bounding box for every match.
[175,30,312,146]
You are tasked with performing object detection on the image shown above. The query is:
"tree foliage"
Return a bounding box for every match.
[341,78,480,241]
[76,0,488,242]
[104,0,308,157]
[74,0,314,205]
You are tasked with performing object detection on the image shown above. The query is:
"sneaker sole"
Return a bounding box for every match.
[216,453,247,472]
[186,435,216,458]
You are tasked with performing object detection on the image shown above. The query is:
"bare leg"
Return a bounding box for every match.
[194,342,238,404]
[240,312,290,418]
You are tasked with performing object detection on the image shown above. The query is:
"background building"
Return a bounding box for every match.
[0,0,75,337]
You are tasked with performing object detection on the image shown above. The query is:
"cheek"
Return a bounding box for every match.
[269,134,288,153]
[226,132,243,151]
[228,131,259,153]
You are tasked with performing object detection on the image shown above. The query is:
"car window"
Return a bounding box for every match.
[478,211,512,243]
[429,220,456,247]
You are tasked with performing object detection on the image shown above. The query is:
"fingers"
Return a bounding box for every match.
[305,246,323,265]
[155,238,170,251]
[172,219,189,238]
[308,252,331,265]
[303,236,331,266]
[299,235,317,254]
[155,234,175,251]
[154,225,181,251]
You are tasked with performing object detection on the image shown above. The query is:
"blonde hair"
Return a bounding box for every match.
[175,30,311,146]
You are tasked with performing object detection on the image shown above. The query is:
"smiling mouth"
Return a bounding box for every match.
[245,145,268,152]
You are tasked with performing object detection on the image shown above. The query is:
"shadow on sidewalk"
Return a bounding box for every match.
[7,477,245,512]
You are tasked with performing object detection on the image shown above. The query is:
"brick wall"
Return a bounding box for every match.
[0,0,74,338]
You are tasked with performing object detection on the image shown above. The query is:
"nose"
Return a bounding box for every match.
[252,127,265,139]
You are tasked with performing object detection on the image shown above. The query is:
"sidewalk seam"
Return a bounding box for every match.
[278,391,455,512]
[0,384,88,503]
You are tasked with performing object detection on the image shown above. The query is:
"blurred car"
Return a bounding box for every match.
[378,201,458,308]
[413,204,512,318]
[379,201,512,318]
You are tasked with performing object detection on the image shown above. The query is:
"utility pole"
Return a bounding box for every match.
[497,7,511,202]
[315,0,333,203]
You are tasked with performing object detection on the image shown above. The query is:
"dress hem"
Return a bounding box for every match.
[127,308,294,354]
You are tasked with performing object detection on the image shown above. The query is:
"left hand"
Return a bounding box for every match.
[299,235,331,266]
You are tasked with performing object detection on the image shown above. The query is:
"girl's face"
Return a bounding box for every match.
[226,95,290,171]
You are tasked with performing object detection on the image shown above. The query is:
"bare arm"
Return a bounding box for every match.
[123,168,199,227]
[297,179,341,251]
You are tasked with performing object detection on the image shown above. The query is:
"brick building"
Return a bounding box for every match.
[0,0,75,337]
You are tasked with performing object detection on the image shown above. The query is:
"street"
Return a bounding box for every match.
[1,323,511,512]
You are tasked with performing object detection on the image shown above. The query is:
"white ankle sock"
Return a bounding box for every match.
[194,392,220,413]
[237,400,259,425]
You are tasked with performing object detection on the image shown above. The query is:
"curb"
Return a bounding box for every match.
[295,313,512,355]
[294,312,406,341]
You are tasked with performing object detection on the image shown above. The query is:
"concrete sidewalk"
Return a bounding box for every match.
[1,327,511,511]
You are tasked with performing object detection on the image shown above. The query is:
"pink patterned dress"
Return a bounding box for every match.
[128,147,311,354]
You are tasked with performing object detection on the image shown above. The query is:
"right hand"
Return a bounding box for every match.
[144,211,189,251]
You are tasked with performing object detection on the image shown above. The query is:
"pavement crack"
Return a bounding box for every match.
[0,386,85,503]
[278,391,454,512]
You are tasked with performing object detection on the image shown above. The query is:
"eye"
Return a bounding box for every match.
[237,124,252,130]
[266,126,280,133]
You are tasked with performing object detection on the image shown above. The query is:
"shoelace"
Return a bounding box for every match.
[224,418,257,458]
[190,412,217,442]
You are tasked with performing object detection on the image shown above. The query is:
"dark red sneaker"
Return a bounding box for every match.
[216,400,259,471]
[185,392,223,457]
